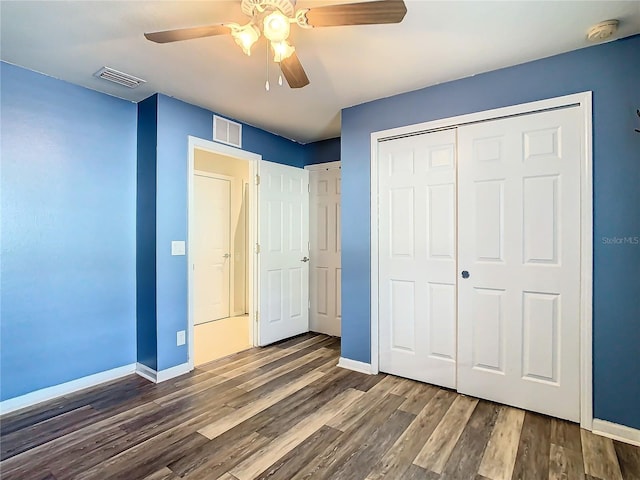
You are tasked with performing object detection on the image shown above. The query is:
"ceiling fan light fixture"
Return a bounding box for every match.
[263,10,291,42]
[232,23,260,55]
[144,0,409,90]
[272,40,295,62]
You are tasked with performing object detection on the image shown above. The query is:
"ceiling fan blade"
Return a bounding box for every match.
[144,25,231,44]
[280,52,310,89]
[304,0,407,27]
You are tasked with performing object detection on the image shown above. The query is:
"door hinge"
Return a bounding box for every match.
[308,183,310,193]
[255,243,261,254]
[308,241,310,251]
[255,174,260,185]
[255,311,259,323]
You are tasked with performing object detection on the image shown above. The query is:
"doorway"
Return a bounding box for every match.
[187,137,259,368]
[370,92,593,427]
[192,150,251,366]
[187,136,313,368]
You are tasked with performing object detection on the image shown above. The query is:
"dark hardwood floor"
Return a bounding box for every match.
[0,333,638,480]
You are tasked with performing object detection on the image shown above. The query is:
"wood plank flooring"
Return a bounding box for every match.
[1,333,638,480]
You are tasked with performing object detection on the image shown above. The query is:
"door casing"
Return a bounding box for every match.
[369,92,593,429]
[187,136,260,370]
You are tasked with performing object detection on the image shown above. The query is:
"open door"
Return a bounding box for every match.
[257,161,310,346]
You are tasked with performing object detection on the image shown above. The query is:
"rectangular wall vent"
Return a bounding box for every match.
[94,67,146,89]
[213,115,242,148]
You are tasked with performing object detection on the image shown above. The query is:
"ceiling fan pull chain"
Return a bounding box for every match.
[143,1,408,91]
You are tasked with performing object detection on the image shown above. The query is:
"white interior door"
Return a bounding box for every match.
[309,164,341,337]
[194,174,231,324]
[457,107,582,422]
[378,129,457,388]
[258,161,310,346]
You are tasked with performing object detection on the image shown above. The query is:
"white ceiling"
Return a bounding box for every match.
[1,1,639,144]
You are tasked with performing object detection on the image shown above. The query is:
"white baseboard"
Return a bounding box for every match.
[337,357,373,375]
[135,362,158,382]
[0,363,136,415]
[135,362,192,384]
[157,362,192,382]
[592,418,640,447]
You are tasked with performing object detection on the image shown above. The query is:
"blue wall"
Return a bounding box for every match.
[340,35,640,429]
[0,63,137,400]
[153,94,308,370]
[305,137,341,165]
[136,95,158,370]
[0,66,311,399]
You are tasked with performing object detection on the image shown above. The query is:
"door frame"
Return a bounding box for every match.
[187,136,261,370]
[369,92,593,429]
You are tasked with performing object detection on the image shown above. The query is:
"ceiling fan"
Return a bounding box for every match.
[144,0,407,89]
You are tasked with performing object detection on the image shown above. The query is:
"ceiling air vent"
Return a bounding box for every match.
[214,115,242,148]
[94,67,146,89]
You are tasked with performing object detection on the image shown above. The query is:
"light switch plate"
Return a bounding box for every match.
[176,330,186,346]
[171,241,186,256]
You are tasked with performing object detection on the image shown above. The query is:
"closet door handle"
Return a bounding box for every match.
[461,270,470,279]
[301,257,310,263]
[223,253,231,259]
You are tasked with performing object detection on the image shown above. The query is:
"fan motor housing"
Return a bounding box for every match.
[241,0,296,17]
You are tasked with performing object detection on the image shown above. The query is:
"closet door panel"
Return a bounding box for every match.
[378,129,457,388]
[457,107,582,422]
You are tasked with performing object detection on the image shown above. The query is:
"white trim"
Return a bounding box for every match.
[0,364,136,415]
[370,127,380,375]
[370,92,589,141]
[337,357,373,375]
[369,92,593,428]
[135,362,158,382]
[304,161,341,171]
[592,419,640,447]
[580,92,594,431]
[157,362,192,382]
[187,136,260,371]
[135,362,192,383]
[193,170,235,180]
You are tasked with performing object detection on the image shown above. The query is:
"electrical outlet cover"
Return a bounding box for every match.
[171,241,186,256]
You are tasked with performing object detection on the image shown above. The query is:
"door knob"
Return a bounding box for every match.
[461,270,470,279]
[301,256,310,263]
[223,253,231,259]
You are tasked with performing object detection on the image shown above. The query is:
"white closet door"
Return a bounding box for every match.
[378,129,457,388]
[194,174,231,323]
[457,107,581,422]
[309,165,342,337]
[258,161,310,346]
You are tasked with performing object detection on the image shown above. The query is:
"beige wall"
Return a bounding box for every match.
[194,315,251,366]
[194,149,249,316]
